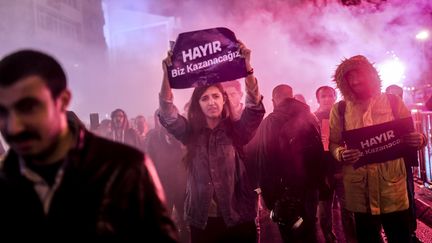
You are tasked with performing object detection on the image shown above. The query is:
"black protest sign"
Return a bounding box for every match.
[342,117,416,169]
[167,27,246,89]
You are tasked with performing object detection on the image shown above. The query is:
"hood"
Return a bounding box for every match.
[333,55,381,102]
[110,109,130,131]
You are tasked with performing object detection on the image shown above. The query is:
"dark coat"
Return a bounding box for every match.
[0,117,178,242]
[254,98,324,209]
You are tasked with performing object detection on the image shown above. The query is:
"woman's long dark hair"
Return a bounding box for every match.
[184,83,231,170]
[187,83,229,132]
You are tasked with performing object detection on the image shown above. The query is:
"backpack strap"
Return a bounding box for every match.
[337,100,347,131]
[385,93,419,167]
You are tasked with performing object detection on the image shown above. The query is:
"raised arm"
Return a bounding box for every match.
[158,52,189,144]
[238,40,260,106]
[230,41,265,145]
[159,52,175,117]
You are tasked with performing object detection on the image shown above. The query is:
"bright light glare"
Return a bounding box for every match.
[377,56,405,90]
[416,30,429,40]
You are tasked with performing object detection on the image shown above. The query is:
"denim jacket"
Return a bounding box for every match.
[159,93,265,229]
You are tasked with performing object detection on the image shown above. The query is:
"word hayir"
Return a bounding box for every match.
[182,41,222,62]
[360,130,395,149]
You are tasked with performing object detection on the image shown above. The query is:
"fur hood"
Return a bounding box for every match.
[333,55,381,102]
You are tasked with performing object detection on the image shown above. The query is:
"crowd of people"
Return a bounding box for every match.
[0,42,429,243]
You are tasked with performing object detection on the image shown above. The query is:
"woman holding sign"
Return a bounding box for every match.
[158,40,265,243]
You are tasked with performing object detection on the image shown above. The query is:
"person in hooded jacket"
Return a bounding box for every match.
[109,108,141,149]
[252,84,325,243]
[329,55,427,243]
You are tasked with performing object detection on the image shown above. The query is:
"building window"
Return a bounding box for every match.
[36,6,82,42]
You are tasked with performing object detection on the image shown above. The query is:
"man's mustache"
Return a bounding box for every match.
[4,131,40,143]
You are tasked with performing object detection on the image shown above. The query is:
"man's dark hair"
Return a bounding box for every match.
[315,86,336,101]
[0,49,67,98]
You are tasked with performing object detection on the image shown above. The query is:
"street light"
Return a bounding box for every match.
[377,52,405,91]
[416,30,429,41]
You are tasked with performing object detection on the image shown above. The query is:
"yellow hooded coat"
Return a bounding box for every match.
[329,55,409,215]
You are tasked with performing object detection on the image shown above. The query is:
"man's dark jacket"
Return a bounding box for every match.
[0,116,178,242]
[253,98,325,209]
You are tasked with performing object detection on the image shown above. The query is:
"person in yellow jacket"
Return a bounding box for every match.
[329,55,427,243]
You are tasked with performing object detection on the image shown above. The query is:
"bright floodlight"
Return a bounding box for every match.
[416,30,429,40]
[377,56,405,90]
